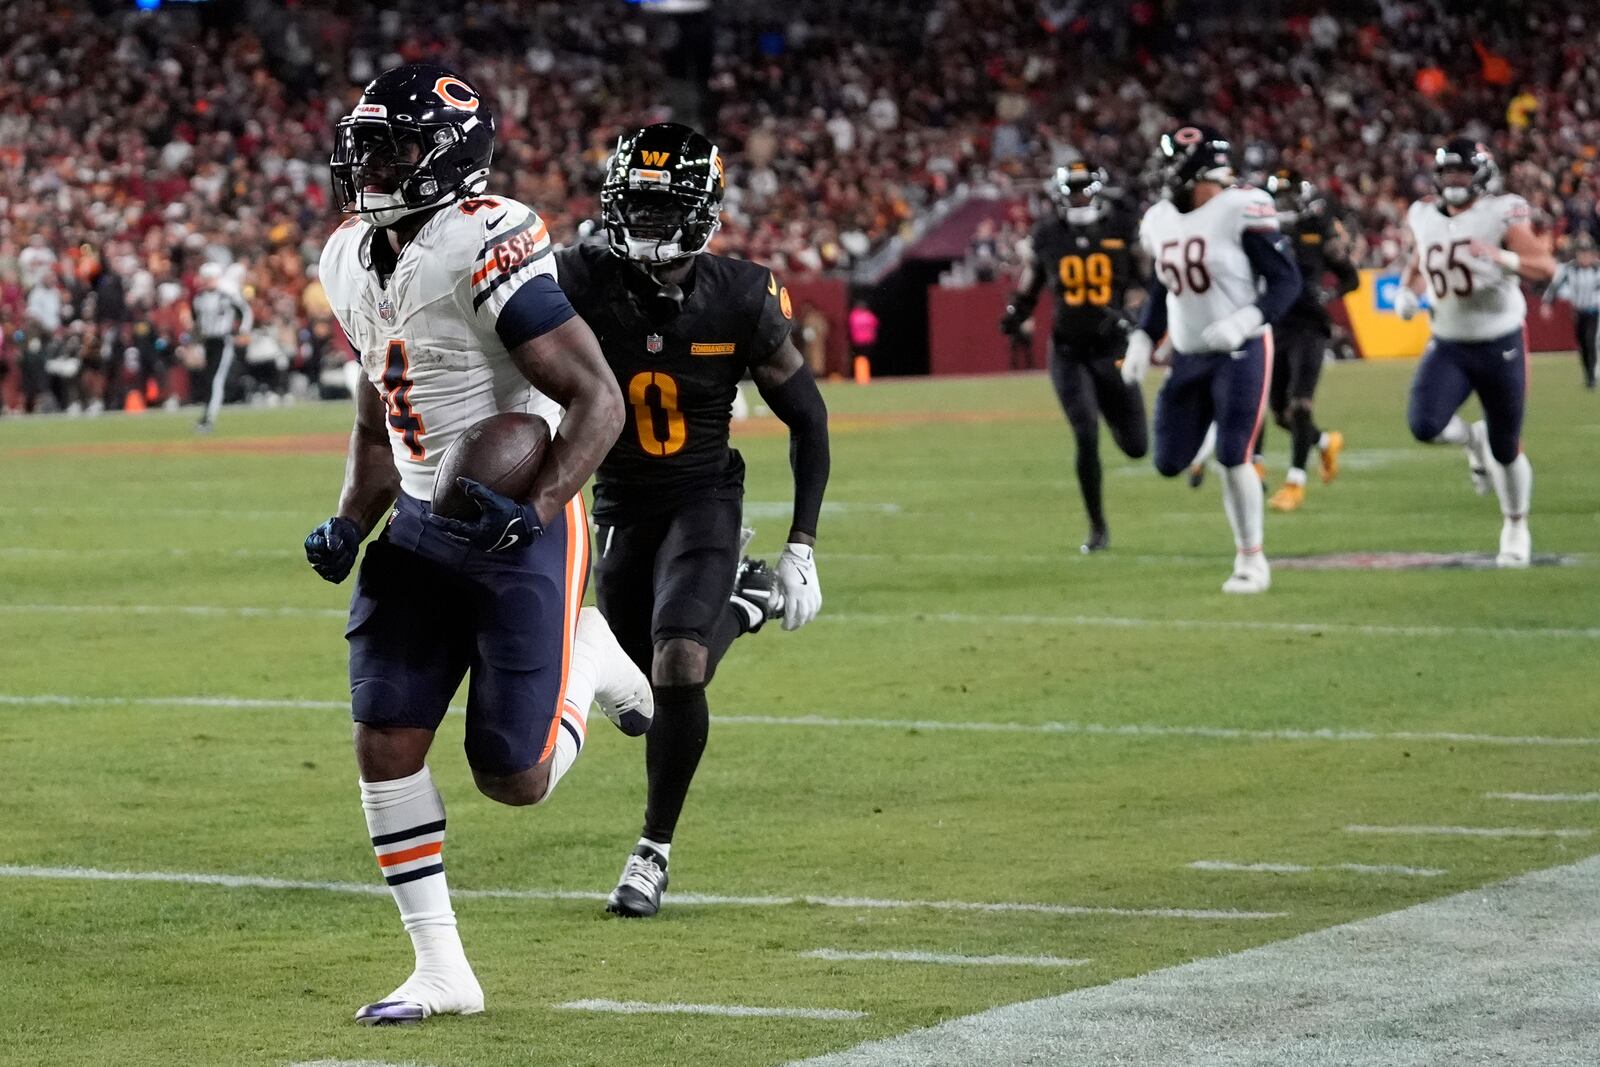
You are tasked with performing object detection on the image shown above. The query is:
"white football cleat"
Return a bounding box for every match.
[355,962,484,1025]
[577,606,653,737]
[1222,551,1271,594]
[1496,519,1531,569]
[1465,421,1492,496]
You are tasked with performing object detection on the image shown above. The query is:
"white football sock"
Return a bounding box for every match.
[1317,432,1331,451]
[1488,452,1533,519]
[1190,423,1218,468]
[1220,462,1264,553]
[1434,414,1471,446]
[1285,467,1307,486]
[534,706,587,805]
[637,837,671,862]
[361,766,467,971]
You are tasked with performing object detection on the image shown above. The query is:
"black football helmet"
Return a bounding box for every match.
[1157,125,1235,208]
[330,63,495,227]
[1265,167,1315,222]
[1051,161,1109,225]
[601,122,724,264]
[1433,137,1496,208]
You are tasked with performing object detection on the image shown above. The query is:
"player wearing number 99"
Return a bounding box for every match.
[304,64,654,1026]
[1398,138,1554,567]
[1000,162,1148,553]
[553,122,831,919]
[1124,126,1302,594]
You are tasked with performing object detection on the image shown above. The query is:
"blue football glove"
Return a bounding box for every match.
[304,516,363,584]
[431,478,543,552]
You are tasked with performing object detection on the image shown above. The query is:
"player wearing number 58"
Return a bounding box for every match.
[553,122,831,920]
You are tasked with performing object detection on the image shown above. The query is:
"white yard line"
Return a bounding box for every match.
[3,600,1598,640]
[1344,824,1593,839]
[558,999,866,1021]
[288,1061,435,1067]
[800,949,1088,968]
[6,692,1600,750]
[0,546,298,559]
[787,855,1600,1067]
[0,864,1285,921]
[1486,791,1600,803]
[1188,860,1447,877]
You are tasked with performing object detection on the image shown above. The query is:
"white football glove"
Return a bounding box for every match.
[1394,286,1422,321]
[775,543,821,631]
[1199,304,1265,354]
[1120,329,1154,386]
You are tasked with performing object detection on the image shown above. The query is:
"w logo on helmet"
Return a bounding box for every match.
[640,150,671,167]
[433,76,479,111]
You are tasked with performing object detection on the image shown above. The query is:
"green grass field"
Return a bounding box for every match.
[2,356,1597,1067]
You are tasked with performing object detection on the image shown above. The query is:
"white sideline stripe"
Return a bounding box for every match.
[0,865,1284,920]
[826,610,1600,642]
[1486,791,1600,803]
[788,856,1600,1067]
[1345,824,1594,839]
[3,600,1599,641]
[1189,860,1447,877]
[558,999,866,1021]
[801,949,1089,968]
[6,692,1600,750]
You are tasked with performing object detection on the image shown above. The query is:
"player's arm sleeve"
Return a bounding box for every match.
[234,295,253,334]
[753,346,830,540]
[470,212,577,351]
[746,270,795,364]
[1135,273,1168,337]
[1241,230,1303,324]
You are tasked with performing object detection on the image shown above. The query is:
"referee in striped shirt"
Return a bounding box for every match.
[191,263,253,430]
[1543,232,1600,390]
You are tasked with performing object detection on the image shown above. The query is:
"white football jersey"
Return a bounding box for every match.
[1139,186,1280,355]
[1406,194,1530,341]
[320,195,565,501]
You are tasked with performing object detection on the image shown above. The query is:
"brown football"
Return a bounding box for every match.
[430,412,552,520]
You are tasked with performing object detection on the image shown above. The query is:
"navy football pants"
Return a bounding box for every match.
[1407,328,1526,465]
[1153,334,1272,476]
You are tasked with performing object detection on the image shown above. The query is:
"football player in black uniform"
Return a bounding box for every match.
[1001,162,1148,552]
[1262,168,1359,512]
[555,123,831,918]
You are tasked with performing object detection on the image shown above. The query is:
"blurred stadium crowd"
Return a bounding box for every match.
[1,0,1596,413]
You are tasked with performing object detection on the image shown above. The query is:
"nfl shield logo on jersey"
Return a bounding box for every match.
[646,333,663,354]
[377,298,395,323]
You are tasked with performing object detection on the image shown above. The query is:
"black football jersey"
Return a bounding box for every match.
[554,243,793,521]
[1029,213,1139,341]
[1281,209,1355,331]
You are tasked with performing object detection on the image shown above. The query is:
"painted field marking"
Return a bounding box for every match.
[800,949,1088,968]
[0,546,299,560]
[6,693,1600,750]
[3,601,1598,641]
[1189,860,1447,877]
[558,999,866,1021]
[1344,824,1593,840]
[0,865,1285,921]
[288,1061,434,1067]
[1485,792,1600,803]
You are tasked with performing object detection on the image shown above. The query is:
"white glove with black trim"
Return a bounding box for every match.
[1120,329,1154,386]
[1395,286,1422,321]
[776,543,821,631]
[1199,304,1265,354]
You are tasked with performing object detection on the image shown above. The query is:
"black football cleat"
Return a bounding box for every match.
[731,557,784,633]
[1080,525,1110,554]
[606,846,668,918]
[1187,462,1206,489]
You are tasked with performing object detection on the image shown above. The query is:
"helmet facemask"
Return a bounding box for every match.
[1054,166,1106,226]
[332,117,488,227]
[603,183,719,265]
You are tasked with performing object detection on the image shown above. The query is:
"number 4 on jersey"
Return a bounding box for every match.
[382,340,427,460]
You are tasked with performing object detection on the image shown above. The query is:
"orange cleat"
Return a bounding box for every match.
[1320,430,1344,484]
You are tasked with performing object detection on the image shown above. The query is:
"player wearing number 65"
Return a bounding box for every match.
[1124,126,1302,594]
[304,64,655,1025]
[1397,138,1554,567]
[553,123,831,920]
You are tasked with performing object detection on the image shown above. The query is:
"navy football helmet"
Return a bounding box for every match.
[1157,125,1235,206]
[1433,137,1496,208]
[330,64,495,227]
[601,123,724,264]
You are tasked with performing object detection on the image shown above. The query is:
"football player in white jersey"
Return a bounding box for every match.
[1121,126,1303,593]
[1397,138,1554,566]
[300,64,649,1025]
